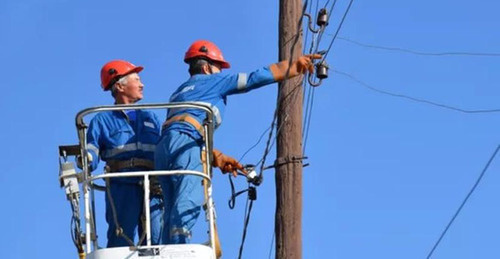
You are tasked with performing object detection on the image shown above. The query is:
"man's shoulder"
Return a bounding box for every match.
[91,111,115,121]
[139,110,159,121]
[190,73,235,83]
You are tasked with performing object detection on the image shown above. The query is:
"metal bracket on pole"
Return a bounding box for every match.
[264,155,309,170]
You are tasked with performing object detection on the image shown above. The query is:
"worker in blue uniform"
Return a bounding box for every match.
[155,40,322,244]
[85,60,163,247]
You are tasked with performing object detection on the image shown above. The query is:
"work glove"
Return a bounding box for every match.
[269,53,323,81]
[212,149,245,177]
[76,153,93,169]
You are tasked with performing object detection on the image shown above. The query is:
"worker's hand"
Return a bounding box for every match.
[212,149,245,177]
[76,153,92,169]
[294,54,323,74]
[269,53,323,81]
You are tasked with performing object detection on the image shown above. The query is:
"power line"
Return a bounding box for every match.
[426,144,500,259]
[303,0,345,154]
[334,69,500,113]
[258,0,309,176]
[303,87,316,154]
[302,0,320,154]
[238,125,272,162]
[235,3,310,258]
[324,0,331,9]
[325,0,338,29]
[268,231,275,259]
[238,195,255,259]
[337,36,500,57]
[321,0,355,62]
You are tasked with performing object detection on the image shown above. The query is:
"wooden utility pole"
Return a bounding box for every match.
[275,0,303,258]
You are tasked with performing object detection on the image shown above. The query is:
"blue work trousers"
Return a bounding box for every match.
[155,130,204,244]
[105,180,164,247]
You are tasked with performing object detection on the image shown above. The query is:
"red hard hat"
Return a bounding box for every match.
[100,60,143,91]
[184,40,230,69]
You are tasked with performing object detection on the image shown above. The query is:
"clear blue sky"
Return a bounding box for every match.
[1,0,500,258]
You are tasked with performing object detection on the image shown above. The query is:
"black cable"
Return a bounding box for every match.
[238,198,254,259]
[268,232,275,259]
[321,0,354,62]
[302,83,314,140]
[238,125,272,163]
[303,87,316,154]
[325,0,338,28]
[324,0,331,9]
[302,0,325,152]
[255,113,290,169]
[258,7,308,174]
[338,36,500,57]
[301,0,316,105]
[228,175,253,209]
[426,144,500,258]
[335,69,500,114]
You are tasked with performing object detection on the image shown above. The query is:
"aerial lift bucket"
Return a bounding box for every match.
[58,102,220,259]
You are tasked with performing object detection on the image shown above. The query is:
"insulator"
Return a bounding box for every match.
[316,61,329,79]
[308,61,329,87]
[317,8,329,27]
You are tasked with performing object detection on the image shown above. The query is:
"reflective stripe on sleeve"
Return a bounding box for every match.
[192,101,222,127]
[87,143,99,156]
[212,105,222,127]
[237,73,248,90]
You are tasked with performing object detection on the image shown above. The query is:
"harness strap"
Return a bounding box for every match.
[105,158,154,172]
[201,149,222,258]
[161,114,204,137]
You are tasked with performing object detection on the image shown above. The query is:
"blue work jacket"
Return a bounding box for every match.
[165,67,276,139]
[86,110,161,177]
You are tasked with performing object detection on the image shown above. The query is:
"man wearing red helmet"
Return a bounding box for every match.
[85,60,163,247]
[155,40,321,245]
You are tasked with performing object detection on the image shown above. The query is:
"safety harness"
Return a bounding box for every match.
[161,114,205,137]
[106,158,154,172]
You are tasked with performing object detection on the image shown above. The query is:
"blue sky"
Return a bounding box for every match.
[1,0,500,258]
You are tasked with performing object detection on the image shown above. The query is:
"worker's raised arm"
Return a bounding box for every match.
[269,54,323,81]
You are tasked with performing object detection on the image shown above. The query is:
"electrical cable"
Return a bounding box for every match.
[325,0,338,29]
[255,114,289,169]
[303,86,316,153]
[337,36,500,57]
[321,0,354,62]
[334,69,500,113]
[426,144,500,259]
[228,175,253,209]
[258,0,308,174]
[268,232,275,259]
[324,0,331,9]
[238,197,254,259]
[303,0,341,153]
[238,125,272,163]
[235,3,310,258]
[302,0,316,141]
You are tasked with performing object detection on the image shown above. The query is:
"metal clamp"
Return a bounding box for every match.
[263,155,309,170]
[303,8,329,33]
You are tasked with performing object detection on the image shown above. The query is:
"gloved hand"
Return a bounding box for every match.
[270,53,323,81]
[212,149,245,177]
[76,153,93,169]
